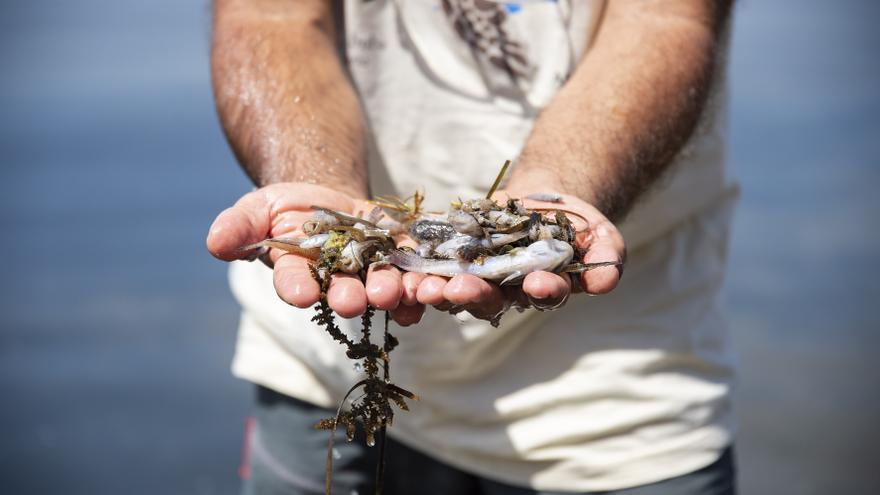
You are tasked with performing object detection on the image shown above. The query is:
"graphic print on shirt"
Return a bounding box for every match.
[440,0,532,80]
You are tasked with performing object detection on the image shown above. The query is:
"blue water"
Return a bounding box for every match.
[724,2,880,493]
[1,1,877,493]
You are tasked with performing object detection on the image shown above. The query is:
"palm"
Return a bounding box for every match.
[207,183,423,323]
[409,190,625,322]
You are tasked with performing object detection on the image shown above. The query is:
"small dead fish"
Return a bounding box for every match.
[388,239,574,285]
[433,231,529,260]
[562,261,624,273]
[410,219,456,244]
[337,240,382,273]
[310,206,380,229]
[525,192,563,203]
[483,209,527,229]
[447,210,483,237]
[240,234,329,259]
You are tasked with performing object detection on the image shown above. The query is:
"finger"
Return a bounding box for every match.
[443,274,502,306]
[207,183,359,262]
[580,219,626,294]
[522,271,571,309]
[416,276,449,306]
[443,274,505,318]
[326,273,368,318]
[207,191,272,261]
[365,265,404,311]
[401,272,427,306]
[272,255,321,308]
[391,303,425,327]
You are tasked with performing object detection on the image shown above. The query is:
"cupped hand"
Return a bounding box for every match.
[413,190,626,322]
[206,183,425,324]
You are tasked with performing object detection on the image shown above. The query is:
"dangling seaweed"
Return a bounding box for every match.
[310,265,416,495]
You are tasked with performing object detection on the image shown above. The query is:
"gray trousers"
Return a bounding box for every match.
[242,387,736,495]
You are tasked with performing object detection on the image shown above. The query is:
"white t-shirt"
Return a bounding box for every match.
[229,1,738,491]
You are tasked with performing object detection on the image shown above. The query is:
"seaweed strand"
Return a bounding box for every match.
[310,262,415,495]
[486,159,511,199]
[374,311,393,493]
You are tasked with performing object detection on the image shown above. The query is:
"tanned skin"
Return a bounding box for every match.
[508,0,733,220]
[211,0,367,197]
[206,0,731,324]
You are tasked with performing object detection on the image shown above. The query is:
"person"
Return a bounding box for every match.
[206,1,737,494]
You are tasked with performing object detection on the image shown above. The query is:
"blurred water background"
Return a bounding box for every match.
[1,1,877,494]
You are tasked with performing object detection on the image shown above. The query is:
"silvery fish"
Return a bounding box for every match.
[388,239,575,285]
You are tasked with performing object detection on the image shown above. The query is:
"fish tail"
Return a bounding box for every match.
[240,238,320,260]
[561,261,622,273]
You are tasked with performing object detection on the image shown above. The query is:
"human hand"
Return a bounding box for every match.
[411,190,625,323]
[206,183,425,325]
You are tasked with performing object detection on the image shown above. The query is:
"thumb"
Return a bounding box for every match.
[206,191,272,261]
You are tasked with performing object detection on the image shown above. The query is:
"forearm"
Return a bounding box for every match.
[507,0,731,221]
[211,0,368,198]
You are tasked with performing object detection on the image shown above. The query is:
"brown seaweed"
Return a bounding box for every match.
[310,251,416,495]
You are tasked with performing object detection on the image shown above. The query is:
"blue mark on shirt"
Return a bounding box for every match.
[504,0,557,14]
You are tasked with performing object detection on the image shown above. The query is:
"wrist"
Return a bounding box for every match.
[508,163,609,213]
